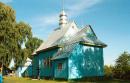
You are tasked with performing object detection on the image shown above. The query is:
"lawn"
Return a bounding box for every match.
[3,77,130,83]
[3,77,67,83]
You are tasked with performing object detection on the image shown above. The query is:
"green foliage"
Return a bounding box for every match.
[0,2,16,66]
[104,65,113,79]
[25,37,43,54]
[104,52,130,80]
[15,22,32,45]
[0,2,43,69]
[25,37,43,58]
[112,51,130,79]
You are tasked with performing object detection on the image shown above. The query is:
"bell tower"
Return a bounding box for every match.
[59,0,68,28]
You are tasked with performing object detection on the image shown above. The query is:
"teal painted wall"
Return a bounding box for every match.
[22,66,33,77]
[0,74,2,83]
[68,43,104,79]
[32,55,39,78]
[53,59,68,79]
[38,49,58,78]
[32,43,104,79]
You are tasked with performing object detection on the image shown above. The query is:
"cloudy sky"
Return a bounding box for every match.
[1,0,130,65]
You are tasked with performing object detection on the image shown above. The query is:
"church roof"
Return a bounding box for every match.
[51,26,107,60]
[34,22,107,56]
[33,10,107,56]
[36,21,79,53]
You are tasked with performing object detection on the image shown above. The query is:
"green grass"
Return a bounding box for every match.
[3,77,130,83]
[3,77,67,83]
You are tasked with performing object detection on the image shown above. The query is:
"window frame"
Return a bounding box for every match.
[58,63,63,70]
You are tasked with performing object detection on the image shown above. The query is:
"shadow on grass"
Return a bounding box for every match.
[67,77,130,83]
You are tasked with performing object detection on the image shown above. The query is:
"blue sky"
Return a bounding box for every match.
[1,0,130,65]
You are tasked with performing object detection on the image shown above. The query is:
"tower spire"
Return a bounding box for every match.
[59,0,68,28]
[62,0,64,10]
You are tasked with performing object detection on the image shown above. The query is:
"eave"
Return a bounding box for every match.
[80,41,107,48]
[36,45,62,54]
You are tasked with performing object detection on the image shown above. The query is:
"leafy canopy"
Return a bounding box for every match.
[0,2,43,69]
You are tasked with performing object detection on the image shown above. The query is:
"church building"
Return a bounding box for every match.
[32,9,107,79]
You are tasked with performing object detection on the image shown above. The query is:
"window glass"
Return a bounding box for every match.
[43,57,51,68]
[58,63,62,70]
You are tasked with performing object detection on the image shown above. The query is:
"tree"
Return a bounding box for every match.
[113,51,130,79]
[0,2,16,66]
[0,2,43,70]
[25,37,43,58]
[104,65,113,79]
[14,22,32,67]
[0,2,32,68]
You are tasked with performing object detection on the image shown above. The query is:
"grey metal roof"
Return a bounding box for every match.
[51,43,77,60]
[36,21,79,52]
[33,21,107,57]
[51,26,107,60]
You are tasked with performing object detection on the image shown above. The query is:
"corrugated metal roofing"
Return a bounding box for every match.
[51,26,107,60]
[36,21,79,53]
[33,21,107,56]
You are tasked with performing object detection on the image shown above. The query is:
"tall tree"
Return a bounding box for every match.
[0,2,32,68]
[0,2,16,66]
[15,22,32,67]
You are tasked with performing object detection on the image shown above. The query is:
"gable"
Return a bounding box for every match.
[64,22,79,37]
[53,21,79,45]
[81,25,107,47]
[85,25,97,40]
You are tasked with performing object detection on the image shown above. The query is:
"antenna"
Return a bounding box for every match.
[62,0,64,10]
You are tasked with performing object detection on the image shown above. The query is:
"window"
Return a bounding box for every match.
[58,63,62,70]
[43,57,51,68]
[43,59,47,67]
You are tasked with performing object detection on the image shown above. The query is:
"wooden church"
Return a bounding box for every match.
[32,10,107,79]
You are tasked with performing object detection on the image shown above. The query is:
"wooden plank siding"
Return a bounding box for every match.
[68,44,104,79]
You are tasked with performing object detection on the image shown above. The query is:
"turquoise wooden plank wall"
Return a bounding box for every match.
[32,55,39,78]
[68,44,104,79]
[32,43,104,79]
[38,49,58,78]
[22,66,33,77]
[53,59,68,79]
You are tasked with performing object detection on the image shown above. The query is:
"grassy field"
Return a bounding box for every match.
[3,77,67,83]
[3,77,130,83]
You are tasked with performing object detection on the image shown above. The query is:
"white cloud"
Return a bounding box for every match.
[0,0,13,3]
[66,0,102,17]
[33,0,101,25]
[32,14,58,29]
[30,14,59,39]
[31,0,102,39]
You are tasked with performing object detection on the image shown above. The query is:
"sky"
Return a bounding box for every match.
[0,0,130,65]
